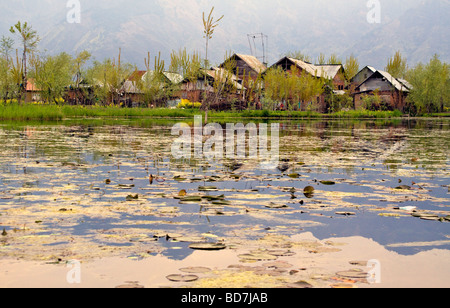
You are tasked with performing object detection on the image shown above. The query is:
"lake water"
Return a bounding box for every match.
[0,118,449,287]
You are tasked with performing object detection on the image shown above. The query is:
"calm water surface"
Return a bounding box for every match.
[0,118,449,261]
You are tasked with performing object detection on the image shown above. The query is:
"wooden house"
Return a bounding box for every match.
[353,70,411,111]
[219,54,267,83]
[269,57,346,112]
[25,78,41,102]
[120,70,183,106]
[180,67,242,103]
[270,57,345,90]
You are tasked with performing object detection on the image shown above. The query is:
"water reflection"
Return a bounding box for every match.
[0,118,448,263]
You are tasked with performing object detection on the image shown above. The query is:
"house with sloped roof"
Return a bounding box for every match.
[269,57,346,90]
[353,69,412,111]
[120,70,183,106]
[25,78,41,102]
[219,54,266,81]
[267,57,347,112]
[180,67,243,104]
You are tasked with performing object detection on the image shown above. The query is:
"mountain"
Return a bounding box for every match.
[345,0,450,69]
[0,0,448,70]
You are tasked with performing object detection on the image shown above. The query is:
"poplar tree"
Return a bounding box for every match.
[9,21,40,101]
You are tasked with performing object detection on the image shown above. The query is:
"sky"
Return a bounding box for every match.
[0,0,447,69]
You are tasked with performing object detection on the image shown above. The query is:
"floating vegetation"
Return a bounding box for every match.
[188,243,227,251]
[166,274,199,282]
[0,119,448,289]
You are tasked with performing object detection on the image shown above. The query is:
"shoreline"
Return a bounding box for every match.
[0,104,449,122]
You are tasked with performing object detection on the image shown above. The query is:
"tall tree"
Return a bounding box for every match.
[86,49,135,105]
[327,53,342,65]
[0,36,14,62]
[73,50,91,104]
[344,54,360,81]
[0,36,15,100]
[202,7,223,123]
[9,21,40,101]
[385,50,407,79]
[317,53,326,65]
[285,51,312,63]
[407,54,449,115]
[29,52,74,104]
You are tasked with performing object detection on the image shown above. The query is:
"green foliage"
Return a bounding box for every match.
[406,54,449,115]
[29,52,74,103]
[386,51,407,79]
[344,54,360,82]
[86,49,135,105]
[178,99,202,109]
[285,51,312,63]
[264,66,324,110]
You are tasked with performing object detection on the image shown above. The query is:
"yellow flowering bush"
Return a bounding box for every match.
[177,99,202,109]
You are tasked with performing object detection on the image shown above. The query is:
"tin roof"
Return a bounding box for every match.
[279,57,343,80]
[356,70,411,92]
[234,54,267,74]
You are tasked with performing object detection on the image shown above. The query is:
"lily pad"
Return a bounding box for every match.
[179,267,212,274]
[202,194,225,201]
[266,250,296,257]
[166,274,199,282]
[335,212,356,216]
[395,185,412,190]
[126,194,139,201]
[238,252,278,261]
[336,269,368,279]
[411,213,439,219]
[303,186,315,198]
[265,203,288,209]
[179,196,203,202]
[188,242,226,251]
[198,186,218,191]
[320,180,336,185]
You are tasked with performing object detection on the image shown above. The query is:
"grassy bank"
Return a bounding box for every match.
[0,103,448,121]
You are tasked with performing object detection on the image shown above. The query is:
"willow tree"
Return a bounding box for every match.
[202,7,223,123]
[0,36,15,100]
[29,52,74,104]
[264,66,324,110]
[86,49,135,105]
[73,50,91,104]
[407,54,449,115]
[9,21,40,101]
[344,54,360,82]
[386,51,408,79]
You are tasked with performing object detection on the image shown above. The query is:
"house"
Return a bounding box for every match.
[180,67,242,104]
[268,57,346,112]
[219,54,267,82]
[25,78,41,102]
[353,69,411,111]
[270,57,345,90]
[120,70,183,106]
[350,66,377,86]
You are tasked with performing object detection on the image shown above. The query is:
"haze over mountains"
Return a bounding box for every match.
[0,0,448,70]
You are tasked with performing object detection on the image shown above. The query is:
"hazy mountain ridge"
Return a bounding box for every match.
[0,0,447,70]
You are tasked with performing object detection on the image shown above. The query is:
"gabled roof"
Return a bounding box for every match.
[356,69,411,92]
[221,54,267,74]
[271,57,344,80]
[314,64,344,79]
[121,70,183,94]
[235,54,267,74]
[350,66,377,83]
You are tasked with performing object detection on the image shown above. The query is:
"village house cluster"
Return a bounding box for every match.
[26,53,412,113]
